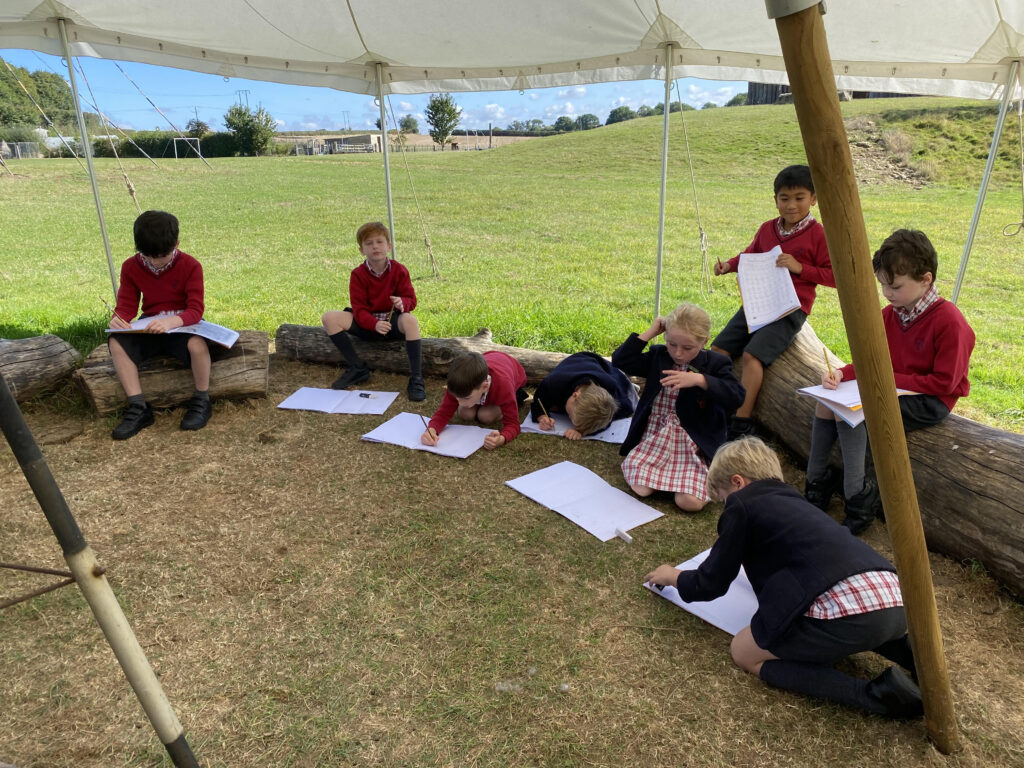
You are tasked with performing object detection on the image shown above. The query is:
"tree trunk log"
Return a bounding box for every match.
[75,331,270,415]
[0,335,82,402]
[274,324,569,384]
[759,323,1024,599]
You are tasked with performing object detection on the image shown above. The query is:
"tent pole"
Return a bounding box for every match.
[770,1,960,753]
[952,60,1020,304]
[57,18,118,297]
[375,63,397,258]
[0,374,200,767]
[654,43,674,318]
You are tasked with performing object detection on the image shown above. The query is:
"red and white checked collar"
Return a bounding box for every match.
[776,212,816,238]
[364,257,392,278]
[804,569,903,620]
[893,284,940,328]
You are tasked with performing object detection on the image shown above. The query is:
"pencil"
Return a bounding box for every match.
[419,413,436,440]
[823,346,834,379]
[99,295,116,315]
[536,397,549,418]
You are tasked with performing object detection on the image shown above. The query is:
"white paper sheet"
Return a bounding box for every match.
[797,380,918,427]
[505,460,663,541]
[736,245,801,332]
[106,313,239,348]
[361,411,491,459]
[519,413,632,444]
[644,549,758,636]
[277,387,398,415]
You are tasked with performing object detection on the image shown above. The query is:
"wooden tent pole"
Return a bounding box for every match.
[770,2,960,753]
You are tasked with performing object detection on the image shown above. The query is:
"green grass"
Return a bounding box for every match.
[0,96,1021,429]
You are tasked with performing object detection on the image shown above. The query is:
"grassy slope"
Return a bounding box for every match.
[0,97,1021,428]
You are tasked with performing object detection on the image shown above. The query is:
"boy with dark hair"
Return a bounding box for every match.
[804,229,975,534]
[529,351,637,440]
[107,210,212,439]
[711,164,835,439]
[422,351,527,450]
[321,221,426,401]
[646,437,922,719]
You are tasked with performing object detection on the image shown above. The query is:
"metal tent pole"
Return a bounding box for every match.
[952,60,1020,304]
[654,43,675,318]
[57,18,118,297]
[375,62,397,257]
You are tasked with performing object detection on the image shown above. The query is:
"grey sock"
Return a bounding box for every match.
[836,421,868,498]
[806,417,838,482]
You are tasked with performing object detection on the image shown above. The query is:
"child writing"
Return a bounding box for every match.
[711,164,835,439]
[612,303,744,512]
[422,351,527,451]
[529,351,638,440]
[646,437,922,719]
[804,229,975,534]
[321,221,426,401]
[107,210,212,439]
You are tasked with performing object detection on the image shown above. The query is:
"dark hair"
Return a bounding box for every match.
[356,221,391,247]
[872,229,937,282]
[133,210,179,257]
[446,352,489,398]
[774,164,814,195]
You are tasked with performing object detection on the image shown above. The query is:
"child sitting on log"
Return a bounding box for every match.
[107,210,212,439]
[321,221,425,401]
[612,303,744,512]
[422,351,527,451]
[804,229,976,534]
[528,351,637,440]
[646,436,921,719]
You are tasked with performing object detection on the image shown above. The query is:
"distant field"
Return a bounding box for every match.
[0,97,1021,430]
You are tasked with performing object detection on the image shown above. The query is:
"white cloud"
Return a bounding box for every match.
[398,101,415,111]
[275,119,286,127]
[557,86,587,98]
[528,92,540,100]
[544,101,577,117]
[484,103,506,120]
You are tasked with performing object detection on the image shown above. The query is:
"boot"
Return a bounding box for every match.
[842,477,882,535]
[727,416,755,441]
[805,465,842,511]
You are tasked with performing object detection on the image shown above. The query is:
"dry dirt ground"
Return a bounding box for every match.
[1,355,1023,768]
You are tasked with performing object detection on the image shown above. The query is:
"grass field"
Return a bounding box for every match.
[0,97,1022,430]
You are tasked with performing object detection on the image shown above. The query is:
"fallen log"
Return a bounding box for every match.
[0,335,82,402]
[74,331,270,415]
[758,323,1024,599]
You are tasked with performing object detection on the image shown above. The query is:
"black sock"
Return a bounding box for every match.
[406,339,423,379]
[328,330,365,369]
[194,389,210,402]
[759,659,886,715]
[127,393,146,407]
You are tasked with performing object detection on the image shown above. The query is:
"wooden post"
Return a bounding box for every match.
[772,3,960,752]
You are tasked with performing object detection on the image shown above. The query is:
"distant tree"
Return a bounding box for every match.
[525,118,545,132]
[223,103,276,155]
[186,118,211,138]
[0,58,41,126]
[425,92,462,149]
[726,93,748,107]
[399,114,419,133]
[605,106,637,125]
[31,70,75,128]
[637,104,655,117]
[702,102,719,109]
[507,119,527,132]
[552,116,575,132]
[375,117,382,130]
[574,113,600,130]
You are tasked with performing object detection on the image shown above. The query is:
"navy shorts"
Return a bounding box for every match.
[345,308,407,342]
[108,331,206,368]
[899,394,949,432]
[712,308,807,367]
[766,606,907,665]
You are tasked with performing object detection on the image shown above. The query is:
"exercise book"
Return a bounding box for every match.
[106,313,239,348]
[797,380,918,427]
[505,460,663,541]
[277,387,398,415]
[736,245,801,332]
[519,413,632,444]
[644,548,757,636]
[361,411,490,459]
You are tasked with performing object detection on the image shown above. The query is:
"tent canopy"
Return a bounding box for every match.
[2,1,1023,99]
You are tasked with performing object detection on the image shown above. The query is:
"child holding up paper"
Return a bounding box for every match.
[529,351,638,440]
[612,303,744,512]
[711,165,835,439]
[423,351,527,451]
[646,437,922,719]
[804,229,975,534]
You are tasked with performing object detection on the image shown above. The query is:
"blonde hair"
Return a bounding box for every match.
[664,303,711,344]
[705,437,783,499]
[572,382,616,436]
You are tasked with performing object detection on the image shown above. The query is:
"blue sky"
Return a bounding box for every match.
[2,48,745,133]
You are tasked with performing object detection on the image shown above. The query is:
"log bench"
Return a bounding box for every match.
[0,335,82,402]
[74,330,270,415]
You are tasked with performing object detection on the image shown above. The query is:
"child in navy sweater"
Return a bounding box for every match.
[529,351,637,440]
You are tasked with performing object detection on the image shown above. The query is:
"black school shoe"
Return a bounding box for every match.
[180,395,212,431]
[805,465,843,511]
[727,416,755,441]
[407,376,426,402]
[842,477,882,535]
[111,401,155,440]
[331,365,371,390]
[866,667,924,719]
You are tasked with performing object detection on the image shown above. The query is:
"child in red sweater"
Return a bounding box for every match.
[422,351,527,451]
[322,221,425,401]
[804,229,975,534]
[107,210,212,439]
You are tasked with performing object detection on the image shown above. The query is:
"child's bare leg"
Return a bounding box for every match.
[397,312,421,341]
[735,351,764,418]
[815,401,839,420]
[109,337,143,397]
[188,336,212,391]
[476,403,501,424]
[321,310,354,335]
[730,626,779,676]
[628,482,655,497]
[457,404,480,421]
[673,492,706,512]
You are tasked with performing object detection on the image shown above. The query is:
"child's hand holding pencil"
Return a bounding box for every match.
[419,413,439,446]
